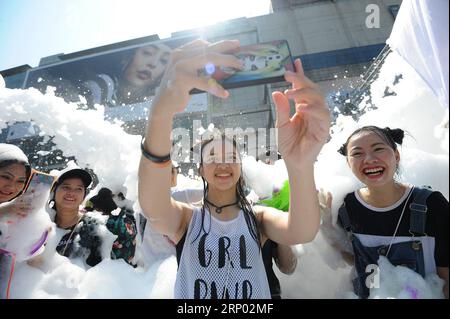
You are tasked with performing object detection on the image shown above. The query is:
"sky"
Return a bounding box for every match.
[0,0,272,71]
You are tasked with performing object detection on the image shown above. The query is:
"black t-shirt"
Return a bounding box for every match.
[339,187,449,270]
[56,215,103,267]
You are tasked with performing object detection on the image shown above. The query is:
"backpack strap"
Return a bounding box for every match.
[338,202,355,240]
[409,186,433,236]
[138,214,147,241]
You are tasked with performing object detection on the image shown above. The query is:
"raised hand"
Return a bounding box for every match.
[0,198,33,220]
[318,188,333,220]
[272,59,331,169]
[153,40,244,116]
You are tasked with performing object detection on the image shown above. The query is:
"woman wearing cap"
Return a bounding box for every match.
[49,167,104,267]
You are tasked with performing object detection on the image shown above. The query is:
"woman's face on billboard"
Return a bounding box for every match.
[124,44,171,88]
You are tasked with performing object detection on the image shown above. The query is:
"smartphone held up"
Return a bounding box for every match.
[191,40,294,94]
[21,170,56,209]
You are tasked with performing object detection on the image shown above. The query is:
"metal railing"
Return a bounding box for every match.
[350,44,392,111]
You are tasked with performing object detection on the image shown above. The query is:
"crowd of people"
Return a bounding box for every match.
[0,39,448,299]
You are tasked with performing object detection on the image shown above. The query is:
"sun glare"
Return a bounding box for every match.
[116,0,271,39]
[0,0,272,70]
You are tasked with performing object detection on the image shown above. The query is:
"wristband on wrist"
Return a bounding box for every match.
[141,137,171,167]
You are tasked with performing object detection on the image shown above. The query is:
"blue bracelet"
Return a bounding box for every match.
[140,137,171,164]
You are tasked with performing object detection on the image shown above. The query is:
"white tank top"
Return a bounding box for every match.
[174,207,271,299]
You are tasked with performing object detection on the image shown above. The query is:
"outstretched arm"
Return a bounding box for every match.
[138,40,243,242]
[0,198,33,220]
[274,244,298,275]
[258,59,331,245]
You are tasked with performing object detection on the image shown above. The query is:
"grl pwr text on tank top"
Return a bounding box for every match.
[175,207,271,299]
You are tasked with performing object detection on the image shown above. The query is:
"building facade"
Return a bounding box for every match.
[1,0,402,165]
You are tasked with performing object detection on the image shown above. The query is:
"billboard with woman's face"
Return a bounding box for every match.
[4,36,207,171]
[23,36,206,132]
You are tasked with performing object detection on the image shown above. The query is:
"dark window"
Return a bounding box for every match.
[389,5,400,19]
[296,44,385,71]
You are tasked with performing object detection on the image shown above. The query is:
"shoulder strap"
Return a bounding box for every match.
[140,216,147,239]
[338,201,354,234]
[409,186,433,235]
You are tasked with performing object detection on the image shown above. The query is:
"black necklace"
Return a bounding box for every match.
[204,198,239,214]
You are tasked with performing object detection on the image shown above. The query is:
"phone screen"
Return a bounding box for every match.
[23,171,55,195]
[191,40,294,93]
[21,171,55,208]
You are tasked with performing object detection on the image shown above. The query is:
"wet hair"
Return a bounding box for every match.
[192,134,261,247]
[338,126,405,156]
